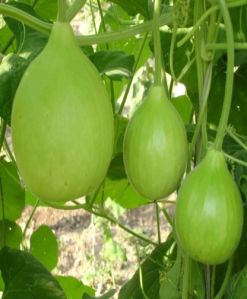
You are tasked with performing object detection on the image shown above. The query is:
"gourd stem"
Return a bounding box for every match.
[182,254,190,299]
[46,201,159,246]
[177,0,247,48]
[214,0,235,150]
[155,201,161,244]
[57,0,67,22]
[153,0,162,86]
[214,257,233,299]
[211,265,216,298]
[118,32,148,115]
[194,1,207,161]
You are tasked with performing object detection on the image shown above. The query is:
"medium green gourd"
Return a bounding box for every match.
[175,148,243,265]
[123,85,188,200]
[11,22,114,202]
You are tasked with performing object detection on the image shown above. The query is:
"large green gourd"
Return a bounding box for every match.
[123,85,188,200]
[175,148,243,265]
[11,22,114,202]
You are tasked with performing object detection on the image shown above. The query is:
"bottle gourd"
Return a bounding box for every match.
[175,148,243,265]
[123,85,188,200]
[11,22,114,202]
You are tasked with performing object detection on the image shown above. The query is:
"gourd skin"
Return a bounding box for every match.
[11,22,114,202]
[123,86,188,200]
[175,149,243,265]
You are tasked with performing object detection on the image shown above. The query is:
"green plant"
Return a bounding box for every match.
[0,0,247,299]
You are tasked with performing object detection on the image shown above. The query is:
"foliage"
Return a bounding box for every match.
[0,0,247,299]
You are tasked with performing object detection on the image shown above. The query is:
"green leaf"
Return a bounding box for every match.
[0,220,22,249]
[83,289,116,299]
[226,265,247,299]
[118,235,174,299]
[0,159,25,221]
[89,50,135,81]
[0,246,66,299]
[171,95,193,125]
[55,276,94,299]
[159,249,182,299]
[0,53,29,124]
[0,25,15,54]
[114,115,128,155]
[0,274,3,291]
[34,0,58,21]
[30,225,58,271]
[108,0,150,18]
[103,154,149,209]
[207,64,247,135]
[4,2,48,58]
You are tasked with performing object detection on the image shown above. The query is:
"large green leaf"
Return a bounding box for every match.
[30,225,58,271]
[56,276,94,299]
[0,220,22,250]
[0,247,66,299]
[0,159,25,221]
[118,235,174,299]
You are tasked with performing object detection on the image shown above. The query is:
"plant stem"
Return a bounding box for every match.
[96,0,115,111]
[155,201,161,244]
[211,266,216,299]
[0,4,52,34]
[79,12,171,44]
[214,257,233,299]
[194,0,207,161]
[161,207,173,227]
[214,0,235,151]
[153,0,162,86]
[0,4,172,45]
[188,63,213,171]
[177,0,247,48]
[89,0,97,34]
[66,0,86,22]
[206,42,247,50]
[0,119,7,152]
[117,33,148,115]
[57,0,66,22]
[46,201,158,246]
[206,265,211,299]
[224,153,247,167]
[182,254,190,299]
[226,128,247,151]
[4,139,17,167]
[22,199,40,248]
[0,178,5,247]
